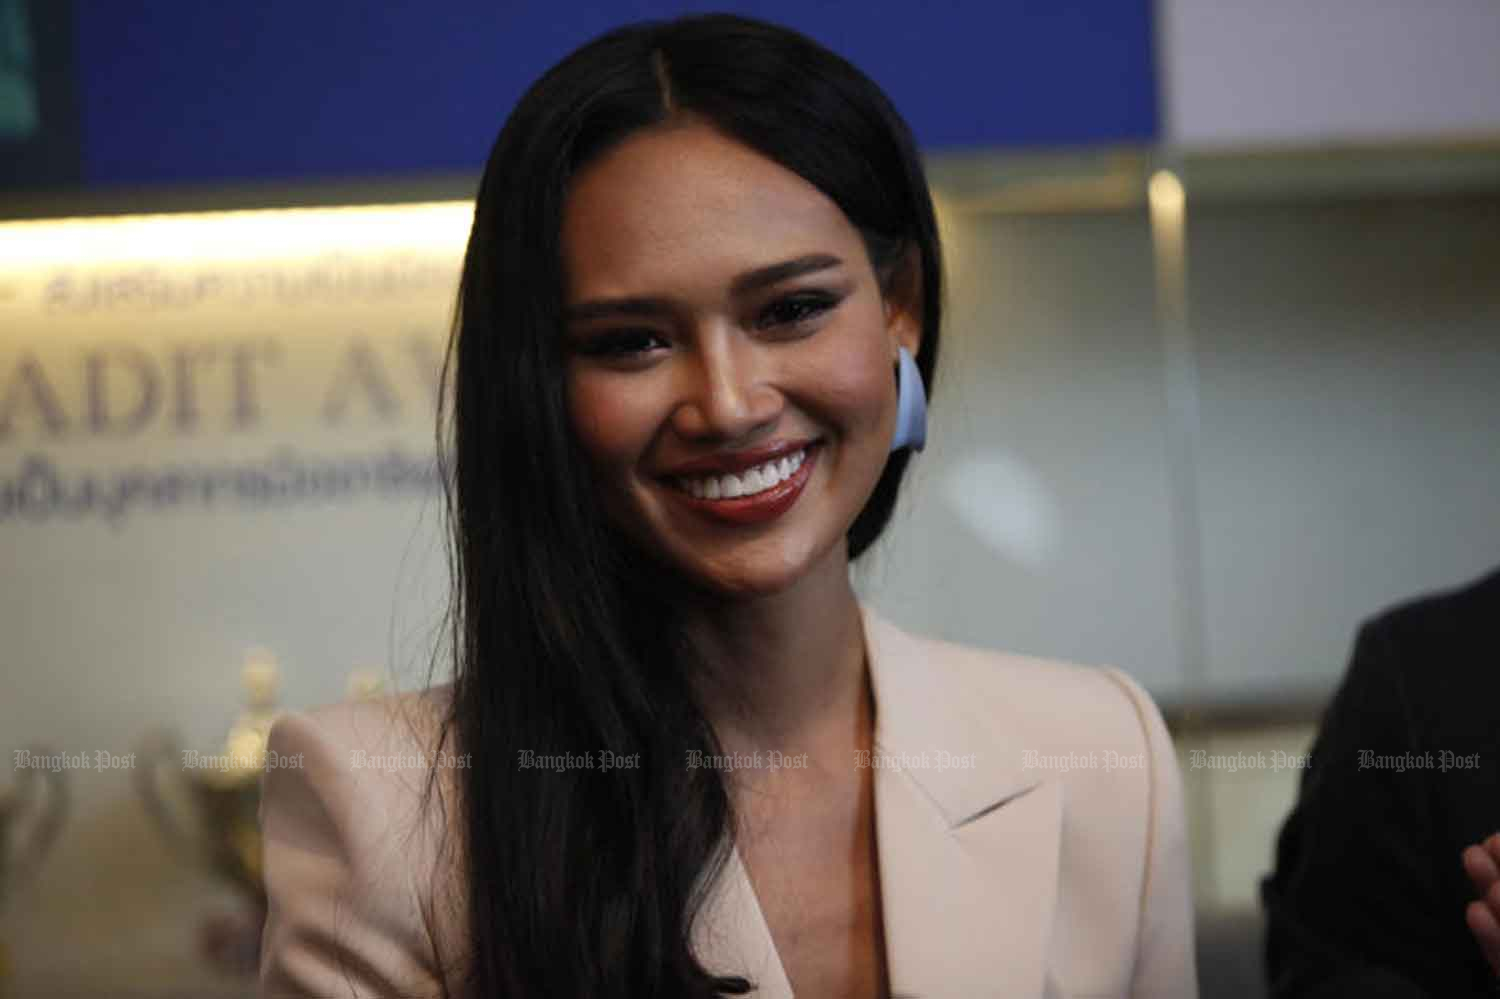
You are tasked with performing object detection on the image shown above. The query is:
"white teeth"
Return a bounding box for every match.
[677,447,808,500]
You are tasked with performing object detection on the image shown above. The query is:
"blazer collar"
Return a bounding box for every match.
[691,600,1063,998]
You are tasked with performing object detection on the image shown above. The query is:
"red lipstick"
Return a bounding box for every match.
[662,438,817,477]
[665,442,820,526]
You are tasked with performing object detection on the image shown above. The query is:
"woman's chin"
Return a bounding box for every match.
[669,532,850,601]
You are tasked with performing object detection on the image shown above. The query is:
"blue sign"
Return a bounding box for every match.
[20,1,1157,191]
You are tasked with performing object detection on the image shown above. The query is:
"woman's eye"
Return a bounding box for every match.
[578,330,666,358]
[757,292,838,330]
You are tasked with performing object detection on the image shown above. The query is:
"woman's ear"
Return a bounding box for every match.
[881,243,923,360]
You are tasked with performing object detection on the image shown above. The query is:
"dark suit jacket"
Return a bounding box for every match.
[1262,566,1500,998]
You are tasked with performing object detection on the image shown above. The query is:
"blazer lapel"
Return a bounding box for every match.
[690,844,795,997]
[690,601,1063,999]
[863,602,1063,999]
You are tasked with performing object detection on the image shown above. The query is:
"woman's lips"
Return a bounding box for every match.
[663,443,820,526]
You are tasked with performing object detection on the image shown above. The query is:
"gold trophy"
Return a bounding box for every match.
[1,745,68,988]
[136,650,282,973]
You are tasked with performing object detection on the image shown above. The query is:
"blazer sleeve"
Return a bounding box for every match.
[1104,667,1200,998]
[258,707,449,999]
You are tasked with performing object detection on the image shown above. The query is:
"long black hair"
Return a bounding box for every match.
[421,13,944,998]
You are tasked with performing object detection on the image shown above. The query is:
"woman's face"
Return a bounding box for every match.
[560,119,920,598]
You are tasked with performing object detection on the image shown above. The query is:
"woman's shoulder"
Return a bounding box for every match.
[274,681,454,756]
[260,682,462,885]
[259,684,467,995]
[895,620,1170,757]
[869,611,1197,991]
[262,682,463,849]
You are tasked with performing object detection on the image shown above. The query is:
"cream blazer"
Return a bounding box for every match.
[258,602,1198,998]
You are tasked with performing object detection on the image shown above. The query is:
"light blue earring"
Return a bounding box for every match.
[890,344,927,453]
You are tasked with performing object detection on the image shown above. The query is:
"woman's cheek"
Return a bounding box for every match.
[566,376,638,469]
[802,335,893,433]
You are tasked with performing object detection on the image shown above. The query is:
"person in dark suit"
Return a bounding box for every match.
[1262,565,1500,996]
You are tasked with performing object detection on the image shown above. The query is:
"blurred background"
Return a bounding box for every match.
[1,1,1497,996]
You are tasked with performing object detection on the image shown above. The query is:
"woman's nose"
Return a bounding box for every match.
[670,327,781,440]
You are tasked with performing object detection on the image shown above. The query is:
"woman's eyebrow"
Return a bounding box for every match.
[564,253,845,323]
[564,297,670,323]
[729,253,844,295]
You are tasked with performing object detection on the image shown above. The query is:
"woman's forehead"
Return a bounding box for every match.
[559,122,863,299]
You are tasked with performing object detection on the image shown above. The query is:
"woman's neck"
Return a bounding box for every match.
[677,546,871,762]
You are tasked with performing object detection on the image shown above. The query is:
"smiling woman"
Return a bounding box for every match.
[256,13,1197,999]
[560,121,909,586]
